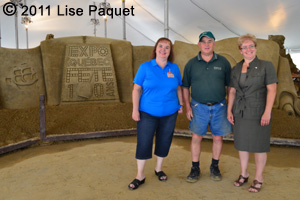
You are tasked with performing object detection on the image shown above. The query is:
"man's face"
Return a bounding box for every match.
[198,36,215,56]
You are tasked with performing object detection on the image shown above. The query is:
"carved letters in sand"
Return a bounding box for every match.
[61,44,119,103]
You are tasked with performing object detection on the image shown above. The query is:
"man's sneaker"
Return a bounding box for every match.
[186,166,200,183]
[210,164,222,181]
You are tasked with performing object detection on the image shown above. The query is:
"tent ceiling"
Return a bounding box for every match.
[0,0,299,51]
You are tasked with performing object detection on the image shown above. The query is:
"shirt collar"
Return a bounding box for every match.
[151,58,170,68]
[197,52,218,62]
[248,56,259,69]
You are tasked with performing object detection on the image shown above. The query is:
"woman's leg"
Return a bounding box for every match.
[129,112,157,189]
[136,159,146,180]
[154,112,178,158]
[155,156,167,180]
[239,151,250,177]
[154,112,178,180]
[253,152,267,182]
[155,156,164,172]
[128,159,146,189]
[234,151,250,186]
[248,152,267,192]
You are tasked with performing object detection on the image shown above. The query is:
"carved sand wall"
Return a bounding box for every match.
[40,36,132,105]
[268,35,298,73]
[276,57,300,115]
[132,46,153,78]
[0,36,299,116]
[0,46,45,109]
[60,44,119,103]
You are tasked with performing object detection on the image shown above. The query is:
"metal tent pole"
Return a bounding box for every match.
[164,0,169,38]
[122,0,126,40]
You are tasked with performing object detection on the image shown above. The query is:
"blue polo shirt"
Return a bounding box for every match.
[133,59,182,117]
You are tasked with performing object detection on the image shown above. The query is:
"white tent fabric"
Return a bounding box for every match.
[0,0,299,66]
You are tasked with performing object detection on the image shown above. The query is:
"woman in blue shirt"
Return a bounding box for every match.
[128,37,183,190]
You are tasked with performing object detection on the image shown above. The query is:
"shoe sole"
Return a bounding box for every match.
[186,178,199,183]
[186,175,200,183]
[210,174,222,181]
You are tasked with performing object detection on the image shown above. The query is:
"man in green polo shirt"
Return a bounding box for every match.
[182,31,232,182]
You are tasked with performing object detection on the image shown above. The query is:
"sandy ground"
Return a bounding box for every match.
[0,136,299,200]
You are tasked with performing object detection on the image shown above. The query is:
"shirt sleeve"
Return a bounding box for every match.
[265,62,278,85]
[173,63,183,86]
[224,59,232,86]
[133,63,146,86]
[182,61,191,88]
[228,66,238,89]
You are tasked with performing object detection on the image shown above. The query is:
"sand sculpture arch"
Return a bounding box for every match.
[216,53,237,68]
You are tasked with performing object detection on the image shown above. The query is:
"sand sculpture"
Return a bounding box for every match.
[268,35,298,74]
[0,36,299,116]
[60,44,119,103]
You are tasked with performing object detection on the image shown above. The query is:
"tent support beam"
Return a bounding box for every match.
[122,0,126,40]
[164,0,169,38]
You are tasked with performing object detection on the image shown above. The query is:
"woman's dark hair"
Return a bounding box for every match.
[150,37,174,62]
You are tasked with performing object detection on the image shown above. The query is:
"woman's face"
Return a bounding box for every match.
[156,40,171,60]
[240,40,256,61]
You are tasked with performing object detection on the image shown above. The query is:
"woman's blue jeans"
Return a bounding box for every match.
[135,111,178,160]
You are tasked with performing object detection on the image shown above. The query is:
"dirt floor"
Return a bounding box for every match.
[0,104,300,199]
[0,103,300,146]
[0,136,299,200]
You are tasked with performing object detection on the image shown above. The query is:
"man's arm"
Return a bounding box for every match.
[183,87,193,121]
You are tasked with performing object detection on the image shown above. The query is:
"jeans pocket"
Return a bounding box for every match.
[191,99,199,108]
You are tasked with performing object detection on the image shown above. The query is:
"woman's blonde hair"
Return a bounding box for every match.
[238,34,257,49]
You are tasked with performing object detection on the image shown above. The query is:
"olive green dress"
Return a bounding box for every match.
[233,73,271,153]
[229,57,278,153]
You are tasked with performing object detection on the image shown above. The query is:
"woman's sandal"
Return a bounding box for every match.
[248,180,263,193]
[128,178,145,190]
[155,170,168,181]
[234,175,249,187]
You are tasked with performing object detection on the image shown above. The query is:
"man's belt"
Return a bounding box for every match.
[201,102,218,106]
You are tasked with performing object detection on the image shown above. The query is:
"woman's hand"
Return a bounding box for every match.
[132,110,140,121]
[261,83,277,126]
[260,112,271,126]
[178,106,183,114]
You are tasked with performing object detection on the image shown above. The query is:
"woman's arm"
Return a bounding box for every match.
[261,83,277,126]
[132,84,142,121]
[177,86,183,114]
[227,87,236,125]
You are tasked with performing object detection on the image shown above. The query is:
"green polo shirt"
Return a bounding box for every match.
[182,52,231,103]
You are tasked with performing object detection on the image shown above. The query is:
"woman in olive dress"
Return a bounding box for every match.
[227,34,278,193]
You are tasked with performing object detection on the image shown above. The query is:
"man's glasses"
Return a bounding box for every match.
[241,45,255,50]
